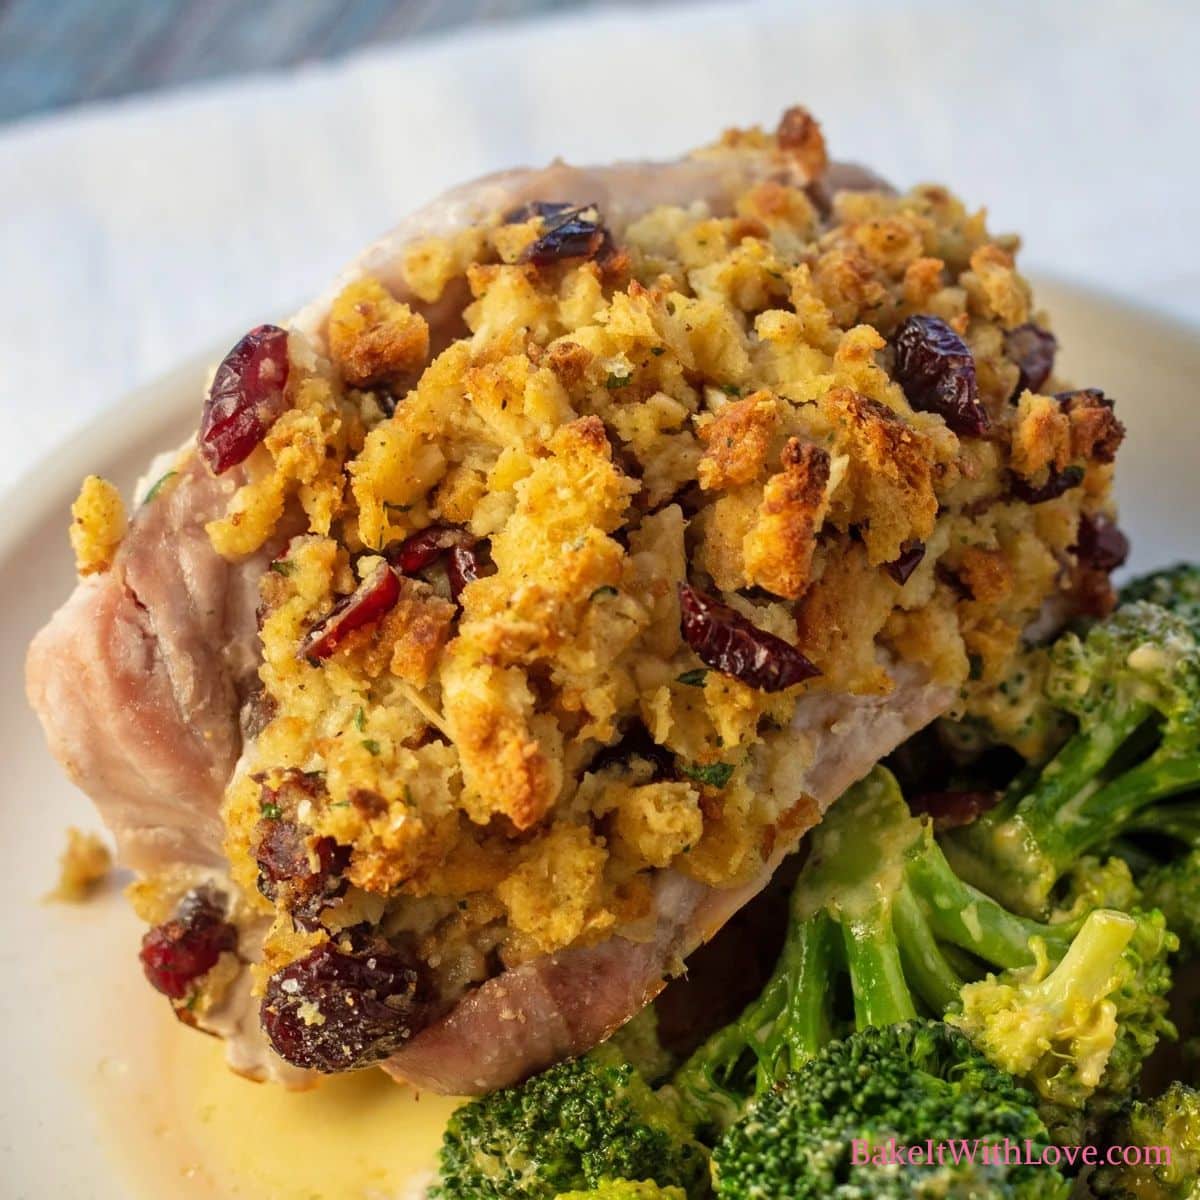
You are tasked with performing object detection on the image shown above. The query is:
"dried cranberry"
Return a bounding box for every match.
[239,687,277,740]
[588,722,675,780]
[883,540,926,585]
[910,790,1000,831]
[257,819,350,915]
[1074,513,1130,573]
[1005,323,1057,397]
[892,315,988,437]
[1010,464,1085,504]
[389,524,475,573]
[300,563,400,662]
[446,545,482,601]
[519,204,614,267]
[678,584,820,693]
[139,889,238,1000]
[503,200,575,224]
[199,325,290,474]
[261,942,435,1072]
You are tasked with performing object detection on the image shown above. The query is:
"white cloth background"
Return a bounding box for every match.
[1,0,1196,491]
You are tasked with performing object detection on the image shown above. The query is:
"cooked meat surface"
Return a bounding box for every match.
[27,108,1122,1090]
[27,456,277,870]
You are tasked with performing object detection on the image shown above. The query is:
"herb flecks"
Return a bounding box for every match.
[679,760,735,789]
[143,470,177,503]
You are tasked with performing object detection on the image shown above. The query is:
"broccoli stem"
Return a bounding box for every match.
[892,886,962,1012]
[841,906,917,1030]
[1031,910,1136,1016]
[905,837,1073,967]
[1010,749,1200,890]
[989,700,1151,832]
[776,909,836,1067]
[1123,796,1200,844]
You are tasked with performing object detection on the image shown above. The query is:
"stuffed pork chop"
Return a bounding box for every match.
[27,107,1126,1094]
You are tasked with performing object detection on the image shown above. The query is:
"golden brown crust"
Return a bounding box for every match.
[328,277,430,388]
[697,392,780,490]
[377,579,457,687]
[775,105,828,177]
[743,439,831,599]
[822,385,938,564]
[1011,392,1071,479]
[1061,388,1125,464]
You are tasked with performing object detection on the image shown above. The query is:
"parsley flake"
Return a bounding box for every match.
[362,739,382,756]
[679,760,735,789]
[676,668,708,687]
[143,470,177,503]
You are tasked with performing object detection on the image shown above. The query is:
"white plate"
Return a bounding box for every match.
[1,278,1197,1198]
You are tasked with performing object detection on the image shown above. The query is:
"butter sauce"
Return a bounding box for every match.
[89,981,460,1200]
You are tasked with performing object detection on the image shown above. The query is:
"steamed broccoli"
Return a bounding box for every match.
[1104,792,1200,962]
[610,1006,676,1084]
[1141,848,1200,958]
[434,1046,710,1199]
[1120,562,1200,628]
[668,769,1175,1144]
[950,906,1176,1143]
[712,1021,1069,1199]
[943,600,1200,917]
[554,1185,687,1200]
[1091,1082,1200,1199]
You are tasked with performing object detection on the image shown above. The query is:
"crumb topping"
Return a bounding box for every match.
[49,827,112,902]
[70,475,126,576]
[110,110,1121,1002]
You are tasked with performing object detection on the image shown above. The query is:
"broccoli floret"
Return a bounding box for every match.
[1141,849,1200,959]
[949,907,1177,1142]
[1091,1082,1200,1199]
[1052,855,1145,921]
[944,601,1200,917]
[667,768,1175,1144]
[712,1021,1069,1199]
[1120,563,1200,629]
[609,1006,676,1084]
[434,1047,710,1199]
[554,1185,687,1200]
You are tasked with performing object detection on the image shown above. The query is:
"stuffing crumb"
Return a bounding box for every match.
[49,828,112,902]
[69,476,126,576]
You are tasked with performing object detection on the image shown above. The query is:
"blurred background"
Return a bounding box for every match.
[0,0,682,121]
[0,0,1196,488]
